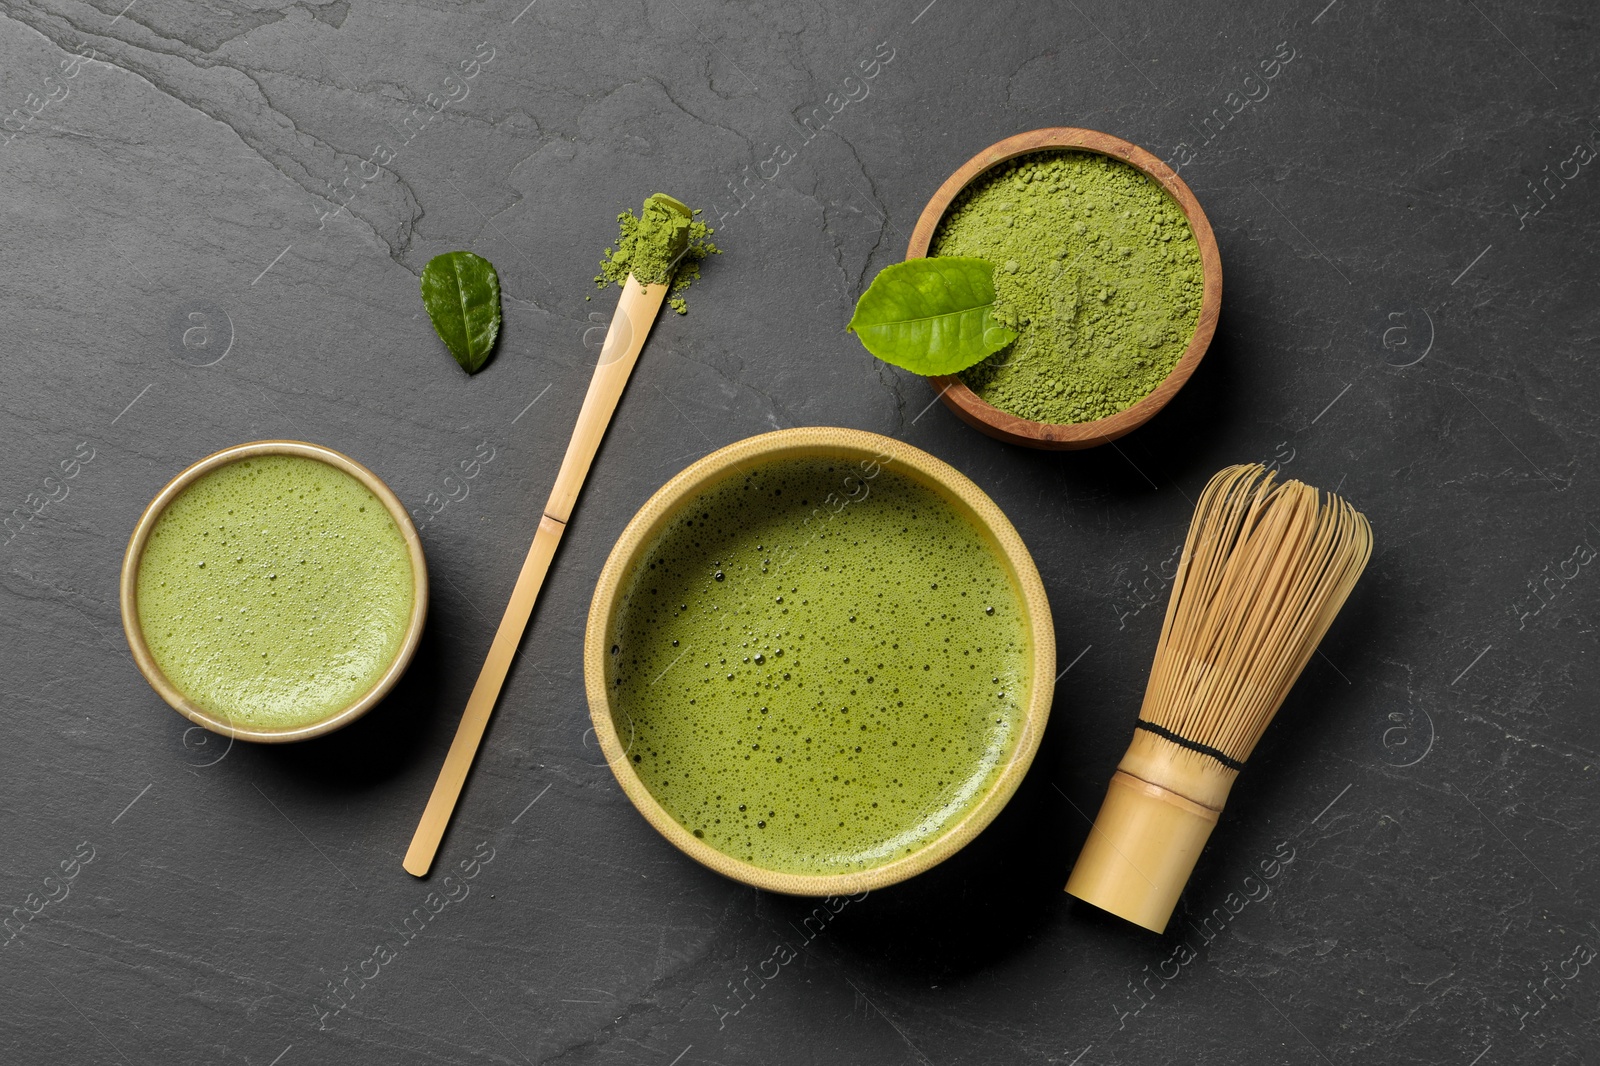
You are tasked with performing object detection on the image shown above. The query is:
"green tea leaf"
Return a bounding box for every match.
[846,257,1017,375]
[421,251,502,374]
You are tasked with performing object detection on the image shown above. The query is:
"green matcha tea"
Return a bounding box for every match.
[136,454,414,730]
[607,457,1032,875]
[931,150,1204,424]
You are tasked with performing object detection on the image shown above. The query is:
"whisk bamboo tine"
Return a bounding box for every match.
[1065,463,1372,932]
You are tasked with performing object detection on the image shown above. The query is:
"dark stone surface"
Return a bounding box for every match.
[1,1,1596,1063]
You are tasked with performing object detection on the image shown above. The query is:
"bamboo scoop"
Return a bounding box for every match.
[403,194,693,876]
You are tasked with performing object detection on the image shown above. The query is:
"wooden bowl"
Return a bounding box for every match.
[908,127,1223,450]
[120,440,429,743]
[584,427,1056,896]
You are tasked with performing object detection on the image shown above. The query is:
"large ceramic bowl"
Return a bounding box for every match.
[584,427,1056,896]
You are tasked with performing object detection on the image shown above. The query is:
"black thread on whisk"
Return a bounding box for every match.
[1135,719,1247,772]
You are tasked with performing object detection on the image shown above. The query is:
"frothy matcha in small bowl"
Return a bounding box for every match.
[585,428,1056,895]
[120,441,429,743]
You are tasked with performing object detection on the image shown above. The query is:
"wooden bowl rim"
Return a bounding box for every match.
[119,439,430,744]
[584,426,1056,896]
[907,126,1223,450]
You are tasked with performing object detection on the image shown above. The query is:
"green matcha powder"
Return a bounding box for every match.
[596,194,720,314]
[930,150,1204,424]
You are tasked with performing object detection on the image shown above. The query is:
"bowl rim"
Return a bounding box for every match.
[119,439,430,744]
[908,126,1224,450]
[584,426,1056,896]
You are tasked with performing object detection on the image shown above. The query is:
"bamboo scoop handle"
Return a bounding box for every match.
[403,275,670,876]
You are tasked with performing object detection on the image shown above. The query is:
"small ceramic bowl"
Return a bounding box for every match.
[584,427,1056,896]
[908,127,1223,450]
[120,440,429,743]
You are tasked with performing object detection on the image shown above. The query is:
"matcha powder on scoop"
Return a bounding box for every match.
[595,192,720,314]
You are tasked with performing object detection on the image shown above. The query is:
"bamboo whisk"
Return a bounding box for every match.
[1065,464,1372,932]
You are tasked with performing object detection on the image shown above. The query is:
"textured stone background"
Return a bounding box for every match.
[1,1,1596,1063]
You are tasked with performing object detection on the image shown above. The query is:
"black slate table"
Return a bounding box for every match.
[2,1,1596,1063]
